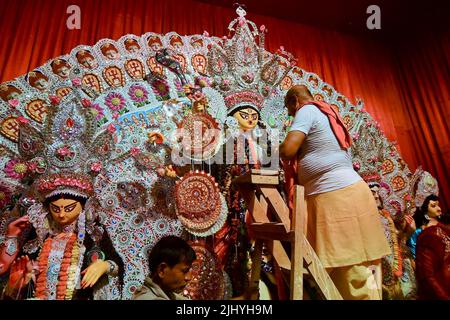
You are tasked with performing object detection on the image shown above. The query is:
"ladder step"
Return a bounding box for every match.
[250,222,293,241]
[233,172,279,185]
[250,169,279,176]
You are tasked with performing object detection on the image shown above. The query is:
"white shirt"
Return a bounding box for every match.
[289,104,361,195]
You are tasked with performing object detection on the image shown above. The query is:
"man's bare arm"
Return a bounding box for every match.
[279,131,306,160]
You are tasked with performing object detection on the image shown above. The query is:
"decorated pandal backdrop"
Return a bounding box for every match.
[0,3,443,300]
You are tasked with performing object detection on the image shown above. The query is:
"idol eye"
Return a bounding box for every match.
[239,112,248,119]
[50,203,60,213]
[64,202,78,212]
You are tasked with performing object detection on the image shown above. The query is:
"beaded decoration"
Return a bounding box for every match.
[183,240,226,300]
[175,170,222,232]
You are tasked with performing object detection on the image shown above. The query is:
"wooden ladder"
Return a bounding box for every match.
[234,169,342,300]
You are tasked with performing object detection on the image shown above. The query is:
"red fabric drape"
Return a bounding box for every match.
[0,0,448,209]
[392,31,450,211]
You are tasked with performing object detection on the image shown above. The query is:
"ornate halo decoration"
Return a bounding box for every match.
[175,170,221,231]
[176,112,221,161]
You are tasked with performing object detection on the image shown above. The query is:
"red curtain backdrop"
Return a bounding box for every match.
[0,0,448,209]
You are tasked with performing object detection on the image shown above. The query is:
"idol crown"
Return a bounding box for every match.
[206,6,297,114]
[17,91,116,200]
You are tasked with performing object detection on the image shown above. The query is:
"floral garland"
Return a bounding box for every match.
[380,209,403,278]
[34,233,80,300]
[65,238,80,299]
[56,233,76,299]
[35,237,53,299]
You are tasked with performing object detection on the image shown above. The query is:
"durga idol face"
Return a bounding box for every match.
[233,107,259,131]
[49,197,83,226]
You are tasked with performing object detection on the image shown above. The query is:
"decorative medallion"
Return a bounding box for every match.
[26,99,48,123]
[175,170,221,231]
[183,194,228,237]
[82,73,103,94]
[343,115,353,130]
[382,159,395,175]
[146,56,165,77]
[56,87,73,99]
[191,54,208,74]
[391,176,406,191]
[0,116,20,142]
[280,75,293,90]
[125,59,145,79]
[103,66,125,87]
[177,112,221,160]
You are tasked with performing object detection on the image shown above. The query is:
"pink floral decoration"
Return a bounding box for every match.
[57,146,71,157]
[352,161,361,171]
[27,157,46,174]
[152,79,170,97]
[90,162,103,173]
[194,76,212,87]
[90,103,105,121]
[49,95,61,105]
[38,176,94,193]
[8,99,19,108]
[112,112,119,120]
[130,147,140,156]
[81,98,92,108]
[27,161,37,172]
[71,78,82,87]
[17,116,30,124]
[105,92,126,111]
[4,159,28,180]
[128,84,149,103]
[107,123,116,133]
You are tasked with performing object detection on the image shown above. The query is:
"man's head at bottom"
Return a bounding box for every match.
[149,236,197,294]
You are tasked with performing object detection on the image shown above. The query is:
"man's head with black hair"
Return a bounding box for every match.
[368,182,383,210]
[148,235,196,294]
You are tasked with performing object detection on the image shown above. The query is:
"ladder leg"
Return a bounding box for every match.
[290,185,305,300]
[249,239,264,300]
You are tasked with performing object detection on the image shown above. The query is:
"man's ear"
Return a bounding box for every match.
[157,262,168,278]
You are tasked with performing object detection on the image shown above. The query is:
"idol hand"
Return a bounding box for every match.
[8,255,35,289]
[6,215,29,237]
[80,259,109,288]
